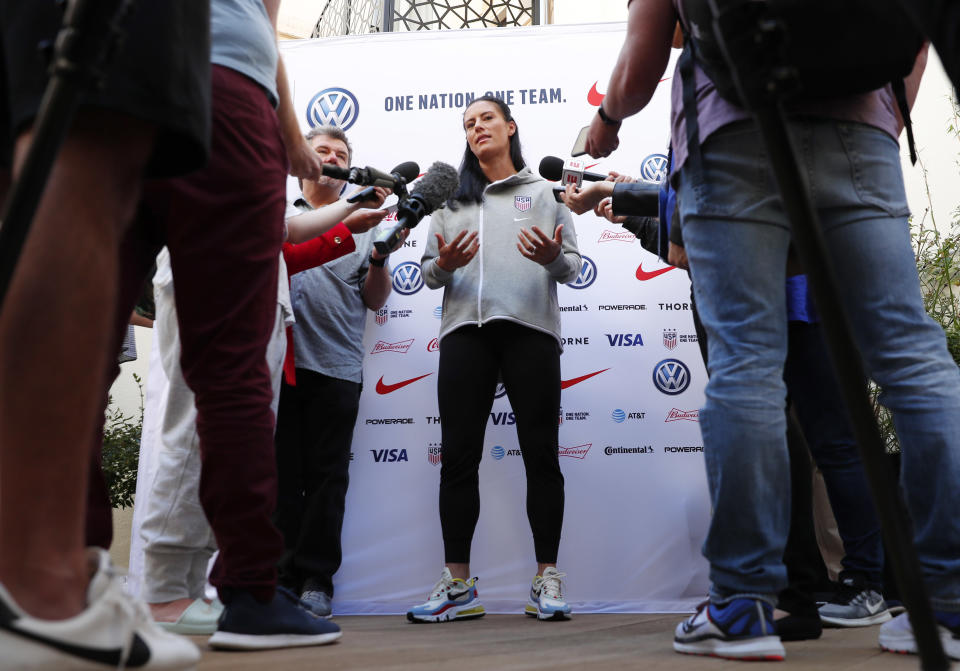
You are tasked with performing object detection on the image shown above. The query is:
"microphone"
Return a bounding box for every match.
[322,161,420,192]
[373,161,459,256]
[538,156,607,188]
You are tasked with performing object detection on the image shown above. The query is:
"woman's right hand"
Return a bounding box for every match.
[435,230,479,271]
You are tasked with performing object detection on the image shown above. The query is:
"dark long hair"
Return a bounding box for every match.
[449,95,526,209]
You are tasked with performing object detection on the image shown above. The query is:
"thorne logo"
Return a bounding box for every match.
[604,446,654,455]
[490,411,516,426]
[306,87,360,130]
[561,336,590,347]
[666,408,700,422]
[427,338,440,352]
[427,443,442,466]
[370,339,414,355]
[659,302,691,311]
[559,443,591,459]
[364,418,414,425]
[606,333,644,347]
[370,448,408,462]
[598,229,635,243]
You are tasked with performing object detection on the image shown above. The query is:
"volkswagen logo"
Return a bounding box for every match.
[391,262,423,295]
[653,359,690,395]
[567,255,597,290]
[306,87,360,130]
[640,153,669,184]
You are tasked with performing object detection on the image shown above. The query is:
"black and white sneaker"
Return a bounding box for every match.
[0,548,200,670]
[819,576,891,627]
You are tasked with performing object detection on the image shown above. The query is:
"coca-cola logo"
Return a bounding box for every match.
[427,338,439,352]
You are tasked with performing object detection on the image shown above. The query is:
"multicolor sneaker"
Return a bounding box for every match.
[525,567,572,621]
[879,611,960,660]
[406,568,485,623]
[674,598,785,661]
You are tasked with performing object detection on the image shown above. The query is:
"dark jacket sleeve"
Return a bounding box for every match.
[611,182,659,218]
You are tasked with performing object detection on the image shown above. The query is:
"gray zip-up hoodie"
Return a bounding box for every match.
[421,167,581,344]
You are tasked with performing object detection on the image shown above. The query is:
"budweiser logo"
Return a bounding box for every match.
[370,339,414,355]
[598,229,635,243]
[665,408,699,422]
[558,443,591,459]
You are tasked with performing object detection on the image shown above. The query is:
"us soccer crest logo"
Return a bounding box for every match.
[515,196,532,212]
[427,443,442,466]
[663,328,678,351]
[375,307,388,326]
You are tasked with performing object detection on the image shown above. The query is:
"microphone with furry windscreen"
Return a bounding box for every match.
[373,161,459,256]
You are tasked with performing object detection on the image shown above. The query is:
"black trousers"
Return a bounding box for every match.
[274,369,360,595]
[437,322,564,564]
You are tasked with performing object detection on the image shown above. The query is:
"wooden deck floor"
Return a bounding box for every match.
[190,613,935,670]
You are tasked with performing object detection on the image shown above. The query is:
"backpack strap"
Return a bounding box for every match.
[891,78,917,165]
[678,37,704,188]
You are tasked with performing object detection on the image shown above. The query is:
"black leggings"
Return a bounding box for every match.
[437,322,564,564]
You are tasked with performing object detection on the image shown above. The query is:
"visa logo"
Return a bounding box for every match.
[490,411,516,426]
[370,448,409,462]
[606,333,644,346]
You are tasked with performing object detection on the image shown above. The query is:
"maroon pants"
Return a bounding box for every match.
[87,66,287,601]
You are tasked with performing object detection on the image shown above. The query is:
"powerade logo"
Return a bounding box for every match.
[640,153,669,184]
[567,256,597,290]
[491,445,505,460]
[653,359,691,395]
[612,409,626,423]
[306,88,360,130]
[392,262,423,295]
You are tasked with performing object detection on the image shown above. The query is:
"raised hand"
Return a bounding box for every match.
[435,230,479,271]
[517,224,564,265]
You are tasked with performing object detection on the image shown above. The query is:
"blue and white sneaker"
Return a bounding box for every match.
[525,567,572,621]
[879,611,960,660]
[674,598,785,661]
[406,568,485,623]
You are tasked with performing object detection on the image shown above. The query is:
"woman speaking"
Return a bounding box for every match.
[409,96,581,623]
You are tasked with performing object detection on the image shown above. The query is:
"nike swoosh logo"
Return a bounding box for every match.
[447,589,470,601]
[0,621,151,667]
[375,373,433,394]
[514,217,530,222]
[587,82,605,107]
[636,263,676,281]
[865,600,883,614]
[561,368,610,389]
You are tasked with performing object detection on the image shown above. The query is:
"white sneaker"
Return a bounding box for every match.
[879,611,960,660]
[525,567,572,621]
[406,567,485,623]
[0,548,200,670]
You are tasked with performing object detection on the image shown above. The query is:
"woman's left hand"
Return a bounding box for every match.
[517,224,564,265]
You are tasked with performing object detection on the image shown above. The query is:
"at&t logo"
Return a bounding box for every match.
[392,262,423,295]
[612,409,626,423]
[653,359,691,395]
[640,153,669,184]
[567,256,597,290]
[491,445,505,460]
[306,87,360,130]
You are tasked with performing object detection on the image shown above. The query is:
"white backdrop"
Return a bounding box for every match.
[131,22,712,615]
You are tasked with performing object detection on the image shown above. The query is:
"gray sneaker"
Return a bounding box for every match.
[819,581,891,627]
[300,590,332,619]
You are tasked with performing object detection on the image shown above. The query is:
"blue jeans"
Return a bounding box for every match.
[677,119,960,610]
